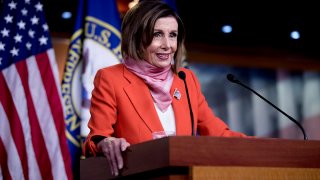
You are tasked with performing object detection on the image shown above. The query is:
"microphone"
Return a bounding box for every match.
[227,73,308,140]
[178,71,195,136]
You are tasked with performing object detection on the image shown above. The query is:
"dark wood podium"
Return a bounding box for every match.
[80,136,320,179]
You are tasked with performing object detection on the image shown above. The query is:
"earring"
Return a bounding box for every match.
[171,59,174,65]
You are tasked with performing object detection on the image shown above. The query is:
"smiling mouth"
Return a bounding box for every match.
[157,53,170,60]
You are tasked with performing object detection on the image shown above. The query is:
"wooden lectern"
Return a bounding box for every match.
[80,136,320,179]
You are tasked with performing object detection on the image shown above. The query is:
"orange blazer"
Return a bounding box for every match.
[83,64,246,156]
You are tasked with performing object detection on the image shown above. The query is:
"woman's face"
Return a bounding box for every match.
[144,16,178,68]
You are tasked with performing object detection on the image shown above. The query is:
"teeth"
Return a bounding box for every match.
[158,54,169,59]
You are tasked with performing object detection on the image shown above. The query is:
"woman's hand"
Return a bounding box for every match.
[97,137,130,176]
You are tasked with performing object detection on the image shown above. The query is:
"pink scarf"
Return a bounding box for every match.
[124,57,174,112]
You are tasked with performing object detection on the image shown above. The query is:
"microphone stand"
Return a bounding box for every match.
[227,74,308,140]
[178,71,195,136]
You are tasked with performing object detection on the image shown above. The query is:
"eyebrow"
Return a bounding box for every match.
[153,29,178,32]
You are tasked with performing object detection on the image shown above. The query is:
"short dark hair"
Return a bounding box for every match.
[121,0,186,73]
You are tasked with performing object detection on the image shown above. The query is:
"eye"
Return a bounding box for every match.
[154,32,162,37]
[169,32,178,38]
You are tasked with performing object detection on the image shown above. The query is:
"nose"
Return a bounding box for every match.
[160,36,171,50]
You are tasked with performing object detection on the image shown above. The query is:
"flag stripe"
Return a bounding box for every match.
[0,137,12,180]
[47,49,65,105]
[3,65,43,180]
[15,60,54,180]
[1,1,72,179]
[46,50,73,176]
[26,54,63,179]
[32,52,71,180]
[0,104,24,180]
[0,72,29,180]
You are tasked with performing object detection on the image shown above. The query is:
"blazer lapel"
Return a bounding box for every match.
[122,67,164,133]
[171,74,192,135]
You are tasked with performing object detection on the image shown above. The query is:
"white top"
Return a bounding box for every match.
[154,103,176,133]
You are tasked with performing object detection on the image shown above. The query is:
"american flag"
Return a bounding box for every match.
[0,0,72,179]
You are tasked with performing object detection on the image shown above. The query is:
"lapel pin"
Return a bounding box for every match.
[173,88,181,100]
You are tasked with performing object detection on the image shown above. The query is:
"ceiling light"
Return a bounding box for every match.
[222,25,232,33]
[290,31,300,40]
[61,11,72,19]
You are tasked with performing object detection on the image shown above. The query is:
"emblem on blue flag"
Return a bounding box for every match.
[61,0,122,177]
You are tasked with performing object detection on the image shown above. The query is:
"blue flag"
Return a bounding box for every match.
[61,0,122,177]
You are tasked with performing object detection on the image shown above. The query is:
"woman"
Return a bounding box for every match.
[83,0,247,176]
